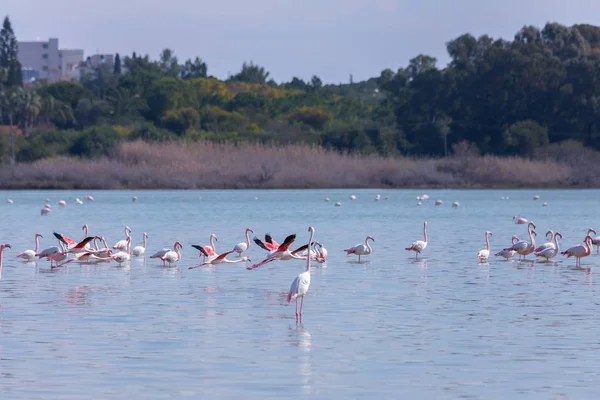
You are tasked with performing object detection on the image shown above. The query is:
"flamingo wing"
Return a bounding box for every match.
[74,237,95,249]
[287,276,300,303]
[277,234,296,252]
[253,236,271,251]
[191,244,210,257]
[54,232,76,248]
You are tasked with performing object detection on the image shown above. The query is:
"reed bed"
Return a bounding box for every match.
[0,140,583,189]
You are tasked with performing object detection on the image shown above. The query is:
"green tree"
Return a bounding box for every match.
[181,57,207,79]
[230,61,270,84]
[0,16,22,86]
[113,53,122,74]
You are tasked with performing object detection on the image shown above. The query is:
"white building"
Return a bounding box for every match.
[17,37,85,82]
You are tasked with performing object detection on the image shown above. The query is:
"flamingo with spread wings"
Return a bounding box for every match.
[247,234,306,270]
[189,249,251,269]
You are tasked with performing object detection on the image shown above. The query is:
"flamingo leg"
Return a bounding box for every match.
[416,252,419,260]
[295,298,299,320]
[358,255,361,263]
[300,296,305,317]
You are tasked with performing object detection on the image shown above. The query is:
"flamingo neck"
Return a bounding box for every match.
[175,245,181,260]
[485,234,490,251]
[245,230,251,247]
[126,239,131,255]
[93,237,100,251]
[529,229,535,248]
[34,235,40,253]
[553,234,560,251]
[306,230,314,272]
[365,237,372,253]
[143,234,147,248]
[102,237,109,249]
[423,224,428,243]
[0,248,4,280]
[84,226,88,238]
[210,235,217,252]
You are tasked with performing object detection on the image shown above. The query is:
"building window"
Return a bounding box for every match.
[42,53,48,59]
[42,43,48,49]
[42,66,48,71]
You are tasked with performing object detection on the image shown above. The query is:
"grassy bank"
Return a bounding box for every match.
[0,140,596,190]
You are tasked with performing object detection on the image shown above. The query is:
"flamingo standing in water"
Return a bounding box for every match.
[495,236,520,260]
[161,241,182,267]
[535,232,562,261]
[132,232,148,256]
[504,222,536,260]
[150,248,171,265]
[345,235,375,262]
[288,226,315,322]
[16,233,43,261]
[0,243,11,280]
[111,237,131,265]
[513,216,529,225]
[247,234,305,270]
[534,230,555,253]
[81,224,93,250]
[233,228,253,257]
[561,235,593,267]
[112,226,132,250]
[314,241,327,263]
[191,234,218,261]
[189,249,251,269]
[586,228,600,254]
[477,231,492,262]
[406,221,428,260]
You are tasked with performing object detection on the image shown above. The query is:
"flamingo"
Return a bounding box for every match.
[51,233,95,258]
[233,228,253,257]
[314,241,327,263]
[495,236,520,260]
[37,238,67,267]
[406,221,428,260]
[344,235,375,262]
[561,235,593,267]
[253,233,280,252]
[288,226,315,322]
[161,241,182,266]
[586,228,600,254]
[0,243,11,280]
[16,233,43,261]
[535,232,562,261]
[81,224,93,250]
[513,216,529,225]
[132,232,148,256]
[189,249,251,269]
[477,231,492,261]
[111,237,131,265]
[93,236,112,258]
[191,234,218,260]
[504,222,536,260]
[534,230,555,253]
[40,206,51,216]
[247,234,306,270]
[112,226,132,250]
[150,248,171,266]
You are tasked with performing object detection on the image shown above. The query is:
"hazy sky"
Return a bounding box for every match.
[5,0,600,83]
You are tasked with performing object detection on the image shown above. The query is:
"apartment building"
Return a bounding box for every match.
[17,37,85,82]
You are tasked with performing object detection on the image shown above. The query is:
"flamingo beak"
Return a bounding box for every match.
[4,244,11,249]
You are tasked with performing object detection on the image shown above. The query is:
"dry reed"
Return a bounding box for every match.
[0,140,582,189]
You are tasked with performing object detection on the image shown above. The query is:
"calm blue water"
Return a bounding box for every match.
[0,189,599,399]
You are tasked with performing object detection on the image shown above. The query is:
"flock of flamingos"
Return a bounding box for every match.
[0,194,599,320]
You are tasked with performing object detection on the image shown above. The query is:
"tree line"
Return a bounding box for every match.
[1,15,600,164]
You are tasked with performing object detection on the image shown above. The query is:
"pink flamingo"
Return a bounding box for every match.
[247,234,305,270]
[17,233,43,261]
[535,232,562,261]
[561,235,593,267]
[586,228,600,254]
[233,228,253,257]
[191,234,218,260]
[189,249,251,269]
[504,222,536,260]
[111,237,131,265]
[406,221,428,259]
[253,233,280,252]
[0,243,11,279]
[345,235,375,262]
[161,241,182,267]
[112,226,132,250]
[477,231,492,261]
[495,235,520,260]
[534,230,555,253]
[314,241,327,263]
[288,226,315,322]
[513,216,529,224]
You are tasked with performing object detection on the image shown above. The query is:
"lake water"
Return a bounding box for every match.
[0,188,599,399]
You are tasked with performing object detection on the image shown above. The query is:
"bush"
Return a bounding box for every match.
[129,122,177,142]
[70,126,120,158]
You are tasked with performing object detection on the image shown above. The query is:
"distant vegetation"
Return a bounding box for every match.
[2,16,600,188]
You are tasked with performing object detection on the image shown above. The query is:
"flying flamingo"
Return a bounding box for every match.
[191,234,218,260]
[513,216,529,224]
[406,221,428,260]
[161,241,182,267]
[561,235,593,267]
[495,235,520,260]
[16,233,43,261]
[253,233,280,252]
[247,234,306,270]
[233,228,253,257]
[288,226,315,322]
[345,235,375,262]
[111,237,132,265]
[477,231,492,262]
[535,232,562,261]
[189,249,251,269]
[504,222,537,260]
[534,230,555,253]
[51,233,95,258]
[0,243,11,280]
[132,232,148,256]
[112,226,132,250]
